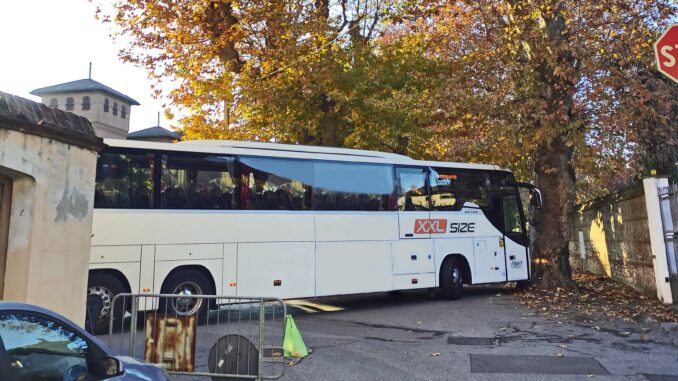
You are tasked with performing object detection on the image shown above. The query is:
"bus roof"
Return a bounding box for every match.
[179,139,412,160]
[103,138,506,172]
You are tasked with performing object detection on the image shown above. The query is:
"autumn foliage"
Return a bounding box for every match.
[100,0,678,287]
[515,272,678,323]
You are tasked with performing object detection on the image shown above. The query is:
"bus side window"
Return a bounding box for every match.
[438,169,492,211]
[502,195,523,234]
[94,150,154,209]
[160,154,236,209]
[395,167,428,211]
[238,157,313,210]
[429,168,457,211]
[313,162,395,211]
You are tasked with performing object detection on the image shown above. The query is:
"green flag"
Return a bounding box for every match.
[283,315,308,359]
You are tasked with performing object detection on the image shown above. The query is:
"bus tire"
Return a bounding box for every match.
[440,257,464,300]
[87,272,127,335]
[160,268,213,323]
[516,280,532,291]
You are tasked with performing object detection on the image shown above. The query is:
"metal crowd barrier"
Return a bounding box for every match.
[107,293,287,380]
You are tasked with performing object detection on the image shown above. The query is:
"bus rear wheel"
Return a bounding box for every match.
[87,272,127,335]
[440,257,464,300]
[159,269,213,322]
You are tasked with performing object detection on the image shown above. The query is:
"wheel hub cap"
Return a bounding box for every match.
[452,268,461,285]
[172,282,203,315]
[87,286,113,319]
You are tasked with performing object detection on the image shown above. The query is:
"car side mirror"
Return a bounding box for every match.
[529,188,543,209]
[103,357,123,377]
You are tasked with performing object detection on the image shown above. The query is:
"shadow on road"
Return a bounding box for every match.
[101,285,514,337]
[285,285,513,316]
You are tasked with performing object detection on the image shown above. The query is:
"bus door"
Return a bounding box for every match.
[435,168,505,284]
[392,167,435,279]
[395,166,431,239]
[501,194,529,281]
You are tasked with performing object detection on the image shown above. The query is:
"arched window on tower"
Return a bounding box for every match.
[112,102,118,116]
[103,98,109,112]
[121,105,127,119]
[65,97,74,111]
[82,96,91,110]
[49,98,58,108]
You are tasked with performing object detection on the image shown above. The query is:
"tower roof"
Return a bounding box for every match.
[30,78,140,105]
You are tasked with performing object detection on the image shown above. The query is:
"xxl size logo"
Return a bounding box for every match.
[414,219,448,234]
[450,222,476,233]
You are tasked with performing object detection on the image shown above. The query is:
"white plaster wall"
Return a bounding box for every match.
[40,92,131,139]
[0,128,98,325]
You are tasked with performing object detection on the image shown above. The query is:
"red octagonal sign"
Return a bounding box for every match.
[655,24,678,84]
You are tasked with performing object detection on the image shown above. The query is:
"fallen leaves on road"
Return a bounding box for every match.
[513,272,678,323]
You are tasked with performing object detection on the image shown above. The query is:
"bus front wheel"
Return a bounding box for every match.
[440,257,464,300]
[160,269,213,322]
[86,272,127,335]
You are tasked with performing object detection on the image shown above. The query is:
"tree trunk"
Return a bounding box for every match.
[528,1,579,289]
[207,1,243,73]
[315,0,339,148]
[318,95,339,146]
[531,135,577,288]
[320,118,338,146]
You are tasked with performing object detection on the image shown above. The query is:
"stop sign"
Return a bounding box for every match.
[655,24,678,83]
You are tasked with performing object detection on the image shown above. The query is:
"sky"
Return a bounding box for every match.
[0,1,170,132]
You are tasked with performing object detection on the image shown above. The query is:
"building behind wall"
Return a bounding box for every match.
[128,125,182,143]
[30,78,139,139]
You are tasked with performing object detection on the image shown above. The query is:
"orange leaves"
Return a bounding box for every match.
[419,0,678,192]
[100,0,677,197]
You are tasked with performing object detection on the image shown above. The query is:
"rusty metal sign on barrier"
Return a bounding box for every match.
[144,313,197,372]
[108,293,287,380]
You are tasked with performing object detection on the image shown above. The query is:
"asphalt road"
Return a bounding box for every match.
[109,286,678,380]
[279,287,678,381]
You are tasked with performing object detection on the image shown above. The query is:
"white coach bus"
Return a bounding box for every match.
[86,139,541,332]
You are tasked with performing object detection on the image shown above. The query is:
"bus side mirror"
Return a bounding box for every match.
[529,188,543,209]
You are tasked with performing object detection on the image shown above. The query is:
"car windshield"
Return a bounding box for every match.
[0,313,88,355]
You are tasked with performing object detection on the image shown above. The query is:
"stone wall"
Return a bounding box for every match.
[0,91,102,325]
[569,184,656,295]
